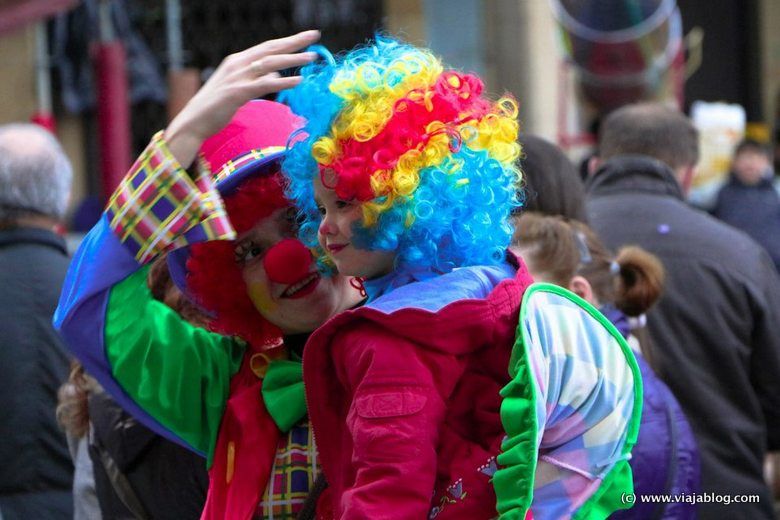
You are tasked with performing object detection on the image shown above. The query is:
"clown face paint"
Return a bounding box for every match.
[314,176,396,280]
[235,206,362,334]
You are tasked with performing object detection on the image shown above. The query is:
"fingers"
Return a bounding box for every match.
[239,30,321,67]
[249,52,318,77]
[247,73,304,98]
[168,30,320,146]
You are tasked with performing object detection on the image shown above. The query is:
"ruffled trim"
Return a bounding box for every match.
[493,289,540,518]
[105,131,235,264]
[573,459,634,520]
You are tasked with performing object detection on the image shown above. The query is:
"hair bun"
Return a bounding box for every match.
[615,246,665,316]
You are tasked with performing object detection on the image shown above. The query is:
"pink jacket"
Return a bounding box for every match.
[303,258,533,519]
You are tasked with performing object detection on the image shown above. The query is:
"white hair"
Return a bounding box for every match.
[0,123,73,221]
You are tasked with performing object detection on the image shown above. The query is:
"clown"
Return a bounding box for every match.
[278,37,643,519]
[54,30,364,519]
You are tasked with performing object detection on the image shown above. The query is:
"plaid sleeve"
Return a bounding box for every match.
[105,131,235,264]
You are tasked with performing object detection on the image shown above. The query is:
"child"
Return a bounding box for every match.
[712,139,780,272]
[282,37,642,519]
[512,212,700,520]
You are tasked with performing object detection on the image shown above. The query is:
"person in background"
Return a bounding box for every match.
[517,134,588,222]
[585,102,780,520]
[711,138,780,272]
[0,124,74,519]
[56,363,101,520]
[512,212,700,520]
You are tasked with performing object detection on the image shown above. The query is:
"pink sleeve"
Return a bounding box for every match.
[332,323,446,519]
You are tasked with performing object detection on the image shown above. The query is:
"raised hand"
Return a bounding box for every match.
[165,30,321,167]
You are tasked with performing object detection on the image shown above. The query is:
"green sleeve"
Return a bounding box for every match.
[105,266,245,463]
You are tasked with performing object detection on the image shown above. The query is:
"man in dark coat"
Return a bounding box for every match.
[585,103,780,520]
[0,124,74,518]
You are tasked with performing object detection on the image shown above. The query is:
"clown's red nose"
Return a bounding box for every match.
[263,238,313,284]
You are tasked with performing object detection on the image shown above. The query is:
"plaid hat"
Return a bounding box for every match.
[167,100,304,294]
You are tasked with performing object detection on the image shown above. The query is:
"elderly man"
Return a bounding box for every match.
[586,103,780,520]
[0,124,74,518]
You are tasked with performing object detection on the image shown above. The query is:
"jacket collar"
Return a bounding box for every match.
[0,226,67,255]
[585,155,685,201]
[726,172,776,189]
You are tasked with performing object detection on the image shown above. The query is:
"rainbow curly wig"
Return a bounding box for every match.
[282,36,522,274]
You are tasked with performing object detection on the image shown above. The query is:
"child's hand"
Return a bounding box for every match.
[165,29,321,167]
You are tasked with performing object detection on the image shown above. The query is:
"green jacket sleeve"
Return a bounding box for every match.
[105,266,245,463]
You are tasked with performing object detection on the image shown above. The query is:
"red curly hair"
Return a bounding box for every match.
[186,171,289,347]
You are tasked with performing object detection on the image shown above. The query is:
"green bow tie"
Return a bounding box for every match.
[261,359,307,432]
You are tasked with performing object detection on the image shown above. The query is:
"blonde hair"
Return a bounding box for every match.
[511,212,665,317]
[56,361,98,438]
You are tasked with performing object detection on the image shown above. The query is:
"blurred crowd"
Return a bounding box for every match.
[1,31,780,520]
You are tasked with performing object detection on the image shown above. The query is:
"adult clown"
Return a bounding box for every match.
[55,30,367,518]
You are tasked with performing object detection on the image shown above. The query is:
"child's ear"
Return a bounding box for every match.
[569,275,595,305]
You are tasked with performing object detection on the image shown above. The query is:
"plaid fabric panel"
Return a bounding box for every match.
[522,290,637,519]
[257,420,319,519]
[106,131,235,263]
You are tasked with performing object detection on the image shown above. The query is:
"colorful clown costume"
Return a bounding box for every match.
[54,127,322,520]
[55,33,643,516]
[298,255,641,519]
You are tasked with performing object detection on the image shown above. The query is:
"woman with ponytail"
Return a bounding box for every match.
[512,212,700,520]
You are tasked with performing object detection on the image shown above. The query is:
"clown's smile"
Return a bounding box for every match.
[281,272,321,299]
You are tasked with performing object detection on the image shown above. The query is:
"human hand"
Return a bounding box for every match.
[165,29,321,167]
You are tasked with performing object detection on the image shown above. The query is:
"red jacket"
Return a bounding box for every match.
[303,258,533,519]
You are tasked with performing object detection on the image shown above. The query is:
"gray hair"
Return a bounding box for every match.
[0,123,73,221]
